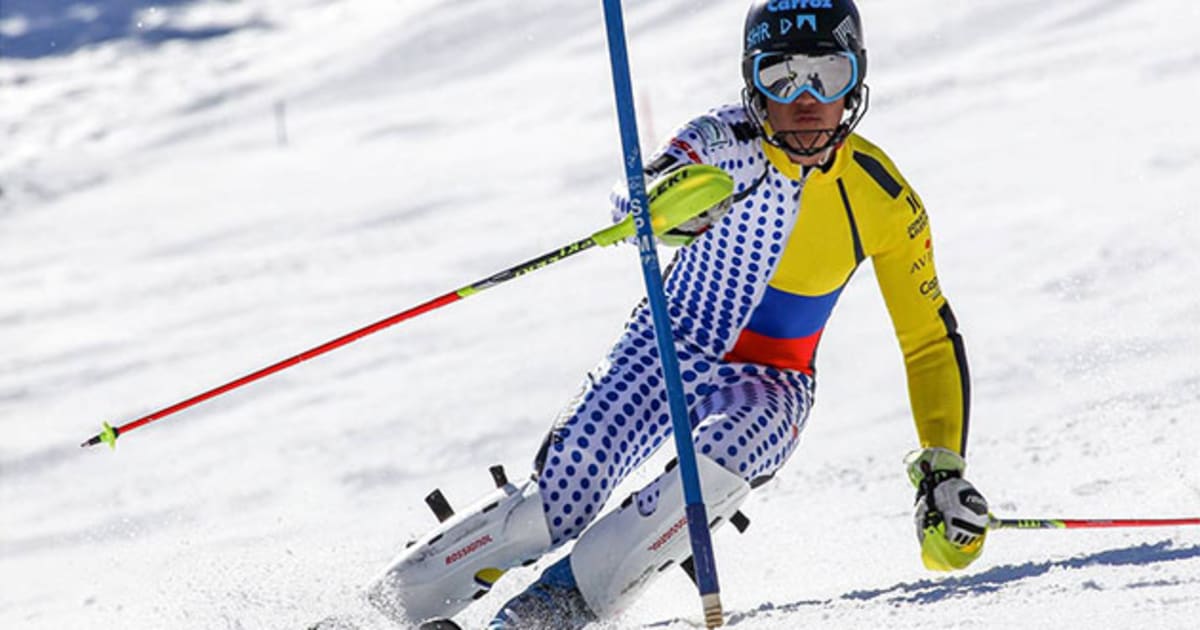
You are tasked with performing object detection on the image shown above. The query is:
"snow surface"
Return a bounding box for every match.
[2,1,1199,628]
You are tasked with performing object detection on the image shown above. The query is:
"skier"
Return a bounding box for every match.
[368,1,990,627]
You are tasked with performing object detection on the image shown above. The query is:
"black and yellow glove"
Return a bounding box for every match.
[905,447,989,571]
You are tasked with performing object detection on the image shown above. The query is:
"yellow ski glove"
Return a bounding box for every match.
[905,448,989,571]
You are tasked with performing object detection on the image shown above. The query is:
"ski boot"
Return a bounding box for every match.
[492,455,752,627]
[368,465,554,626]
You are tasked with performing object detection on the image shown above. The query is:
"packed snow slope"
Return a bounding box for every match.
[3,1,1199,628]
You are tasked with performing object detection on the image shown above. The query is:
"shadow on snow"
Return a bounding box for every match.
[840,540,1200,605]
[646,540,1200,627]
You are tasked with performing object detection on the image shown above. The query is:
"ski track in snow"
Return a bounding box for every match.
[2,1,1199,629]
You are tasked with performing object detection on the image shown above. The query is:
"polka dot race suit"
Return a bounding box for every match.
[536,104,970,544]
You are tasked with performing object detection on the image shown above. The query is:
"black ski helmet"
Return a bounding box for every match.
[742,0,868,108]
[740,0,870,156]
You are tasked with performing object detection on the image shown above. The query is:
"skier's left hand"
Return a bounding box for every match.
[660,196,732,247]
[905,447,989,571]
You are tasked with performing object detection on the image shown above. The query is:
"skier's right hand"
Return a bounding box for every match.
[904,447,990,571]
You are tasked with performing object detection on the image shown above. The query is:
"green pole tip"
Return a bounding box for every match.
[100,422,119,450]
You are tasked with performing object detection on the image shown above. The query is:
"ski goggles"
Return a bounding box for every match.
[751,51,859,105]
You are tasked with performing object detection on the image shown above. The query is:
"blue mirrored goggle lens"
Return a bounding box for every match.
[753,52,858,105]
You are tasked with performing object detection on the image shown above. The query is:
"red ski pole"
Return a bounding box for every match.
[990,516,1200,530]
[80,165,733,450]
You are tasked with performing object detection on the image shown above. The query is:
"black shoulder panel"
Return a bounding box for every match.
[730,121,758,143]
[852,151,903,199]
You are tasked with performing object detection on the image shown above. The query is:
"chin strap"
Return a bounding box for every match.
[774,129,840,160]
[741,85,871,159]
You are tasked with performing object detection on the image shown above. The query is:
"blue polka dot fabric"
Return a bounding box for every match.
[538,105,814,545]
[537,320,813,544]
[610,105,800,358]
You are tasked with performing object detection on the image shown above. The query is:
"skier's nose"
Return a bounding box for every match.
[794,91,819,106]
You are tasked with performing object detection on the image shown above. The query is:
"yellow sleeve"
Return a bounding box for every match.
[870,185,971,455]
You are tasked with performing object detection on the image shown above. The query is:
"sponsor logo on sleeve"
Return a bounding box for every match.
[690,117,731,150]
[910,251,933,275]
[919,276,942,302]
[905,193,923,214]
[907,209,929,239]
[903,192,929,239]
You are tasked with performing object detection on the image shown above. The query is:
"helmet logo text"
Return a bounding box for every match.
[747,21,771,48]
[781,14,818,35]
[767,0,833,11]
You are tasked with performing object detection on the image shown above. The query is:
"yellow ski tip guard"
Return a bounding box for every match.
[80,421,119,449]
[99,421,119,450]
[593,164,734,247]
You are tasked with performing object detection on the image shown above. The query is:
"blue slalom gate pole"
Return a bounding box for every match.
[599,2,724,627]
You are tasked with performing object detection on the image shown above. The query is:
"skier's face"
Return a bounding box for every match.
[764,92,844,165]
